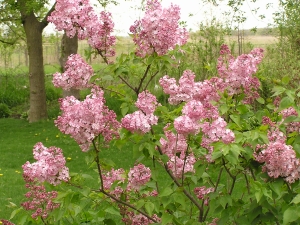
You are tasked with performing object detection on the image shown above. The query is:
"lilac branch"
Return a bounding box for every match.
[92,140,157,223]
[136,64,151,95]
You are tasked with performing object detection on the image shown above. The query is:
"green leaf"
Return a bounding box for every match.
[278,96,294,111]
[105,206,121,216]
[172,192,186,208]
[283,206,300,225]
[103,218,116,225]
[102,75,114,81]
[256,97,265,104]
[136,199,145,209]
[145,202,155,215]
[219,104,229,115]
[272,86,286,96]
[282,76,290,85]
[230,114,242,128]
[291,194,300,204]
[10,207,23,220]
[159,187,174,197]
[161,213,173,225]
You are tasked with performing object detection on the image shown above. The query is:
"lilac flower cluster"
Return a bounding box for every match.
[159,69,235,162]
[22,142,69,185]
[48,0,115,56]
[55,86,121,151]
[127,164,151,191]
[122,91,158,133]
[217,44,264,104]
[159,70,223,105]
[52,54,94,90]
[21,183,60,220]
[201,118,235,162]
[280,106,300,134]
[129,0,188,57]
[254,128,300,183]
[194,186,214,205]
[21,143,69,220]
[123,212,160,225]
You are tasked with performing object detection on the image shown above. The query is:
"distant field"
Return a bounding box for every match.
[226,35,277,47]
[0,34,278,68]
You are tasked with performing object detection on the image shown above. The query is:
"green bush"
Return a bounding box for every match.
[0,103,11,118]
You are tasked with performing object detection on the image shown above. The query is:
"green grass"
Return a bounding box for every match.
[0,118,141,221]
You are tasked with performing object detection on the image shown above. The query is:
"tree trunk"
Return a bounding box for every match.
[59,32,80,99]
[22,13,48,122]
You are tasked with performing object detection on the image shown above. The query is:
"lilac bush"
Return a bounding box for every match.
[7,0,300,224]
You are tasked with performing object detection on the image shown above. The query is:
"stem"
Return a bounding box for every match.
[143,71,159,91]
[92,141,157,223]
[152,156,159,193]
[156,144,204,220]
[136,64,151,95]
[100,189,158,223]
[214,168,223,192]
[181,149,189,186]
[92,140,104,190]
[118,75,137,93]
[203,206,210,222]
[100,86,126,97]
[244,173,252,203]
[98,49,109,65]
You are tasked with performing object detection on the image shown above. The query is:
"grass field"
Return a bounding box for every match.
[0,118,139,221]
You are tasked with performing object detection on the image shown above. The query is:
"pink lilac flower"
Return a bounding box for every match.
[102,168,125,190]
[174,115,200,135]
[22,142,69,185]
[87,11,116,57]
[123,212,160,225]
[102,168,125,197]
[21,183,60,220]
[217,44,264,104]
[280,107,300,134]
[254,128,300,183]
[167,154,196,178]
[52,54,94,90]
[159,70,224,105]
[200,117,235,162]
[48,0,97,39]
[122,91,158,134]
[160,124,188,158]
[55,86,121,152]
[127,164,151,191]
[121,111,158,134]
[194,186,214,200]
[48,0,115,56]
[0,220,15,225]
[129,0,188,57]
[135,91,158,115]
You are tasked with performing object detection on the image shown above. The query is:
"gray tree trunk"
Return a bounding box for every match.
[22,12,48,122]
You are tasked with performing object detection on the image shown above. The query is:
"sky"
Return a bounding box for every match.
[46,0,280,36]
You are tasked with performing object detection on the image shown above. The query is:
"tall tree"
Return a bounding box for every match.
[16,0,56,122]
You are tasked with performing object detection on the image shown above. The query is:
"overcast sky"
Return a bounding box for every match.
[46,0,280,36]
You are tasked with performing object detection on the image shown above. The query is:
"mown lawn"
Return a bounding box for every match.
[0,118,138,221]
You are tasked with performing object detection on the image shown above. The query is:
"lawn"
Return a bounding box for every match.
[0,118,139,221]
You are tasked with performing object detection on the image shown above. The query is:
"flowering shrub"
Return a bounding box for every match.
[7,0,300,224]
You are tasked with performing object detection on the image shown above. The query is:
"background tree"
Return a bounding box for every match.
[0,0,56,122]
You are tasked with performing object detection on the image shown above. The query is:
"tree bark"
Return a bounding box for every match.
[18,1,56,122]
[22,12,48,122]
[59,32,80,99]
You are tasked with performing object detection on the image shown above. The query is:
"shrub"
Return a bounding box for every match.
[0,103,11,118]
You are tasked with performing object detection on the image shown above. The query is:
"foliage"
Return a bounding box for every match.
[4,0,300,225]
[0,103,11,118]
